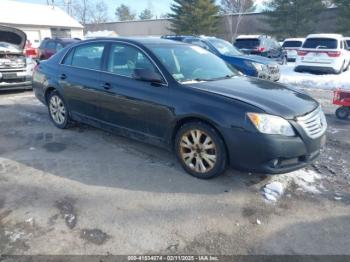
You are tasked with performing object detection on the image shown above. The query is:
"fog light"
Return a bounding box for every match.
[270,159,280,168]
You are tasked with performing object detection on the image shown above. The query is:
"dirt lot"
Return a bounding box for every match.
[0,89,349,255]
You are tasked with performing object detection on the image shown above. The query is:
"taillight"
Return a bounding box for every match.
[258,47,265,52]
[297,50,308,56]
[327,51,341,57]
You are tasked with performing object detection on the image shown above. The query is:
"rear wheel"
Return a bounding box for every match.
[175,122,227,179]
[47,91,71,129]
[336,106,350,120]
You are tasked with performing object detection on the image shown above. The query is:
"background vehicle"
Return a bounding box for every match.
[295,34,350,74]
[345,37,350,50]
[0,25,34,90]
[234,35,288,65]
[333,89,350,120]
[33,38,326,179]
[38,38,80,60]
[282,38,305,62]
[162,35,280,81]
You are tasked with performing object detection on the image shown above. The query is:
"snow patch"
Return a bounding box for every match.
[279,64,350,90]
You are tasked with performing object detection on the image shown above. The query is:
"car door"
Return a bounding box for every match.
[59,42,106,119]
[96,42,174,141]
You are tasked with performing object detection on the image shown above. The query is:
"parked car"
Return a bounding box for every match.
[295,34,350,74]
[0,25,34,91]
[162,35,280,81]
[282,38,305,62]
[25,40,38,58]
[234,35,288,65]
[345,37,350,50]
[33,38,327,179]
[38,38,80,60]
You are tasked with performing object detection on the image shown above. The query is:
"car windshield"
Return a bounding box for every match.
[234,39,260,49]
[149,44,237,84]
[282,41,303,48]
[208,38,242,56]
[303,38,338,49]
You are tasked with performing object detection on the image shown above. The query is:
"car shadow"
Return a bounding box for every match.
[0,100,270,195]
[250,215,350,255]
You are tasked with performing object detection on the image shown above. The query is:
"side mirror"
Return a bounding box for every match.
[133,68,164,84]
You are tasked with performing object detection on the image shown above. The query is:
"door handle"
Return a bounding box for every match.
[60,74,67,80]
[101,82,111,90]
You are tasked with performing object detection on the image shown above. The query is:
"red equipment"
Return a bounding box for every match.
[333,89,350,120]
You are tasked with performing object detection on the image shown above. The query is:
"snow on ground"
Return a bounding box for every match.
[279,64,350,90]
[263,169,323,202]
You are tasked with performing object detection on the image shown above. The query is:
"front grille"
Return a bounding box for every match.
[268,65,280,74]
[297,106,327,139]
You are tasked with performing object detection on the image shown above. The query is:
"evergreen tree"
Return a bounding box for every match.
[334,0,350,34]
[168,0,219,35]
[115,4,136,21]
[263,0,326,39]
[139,9,154,20]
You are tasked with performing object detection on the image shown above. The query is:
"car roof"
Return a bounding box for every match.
[236,35,268,39]
[79,37,188,46]
[344,37,350,40]
[306,34,344,40]
[283,38,305,42]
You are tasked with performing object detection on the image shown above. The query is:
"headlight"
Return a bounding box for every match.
[251,62,268,72]
[247,113,295,136]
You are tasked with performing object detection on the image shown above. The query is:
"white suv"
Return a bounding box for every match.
[295,34,350,74]
[282,38,304,62]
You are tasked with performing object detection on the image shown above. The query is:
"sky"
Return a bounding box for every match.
[14,0,265,20]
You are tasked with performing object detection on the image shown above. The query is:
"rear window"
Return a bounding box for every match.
[282,41,303,48]
[234,39,260,49]
[302,38,338,49]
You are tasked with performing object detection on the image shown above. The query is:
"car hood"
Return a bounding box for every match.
[187,76,318,119]
[0,25,26,51]
[223,54,275,65]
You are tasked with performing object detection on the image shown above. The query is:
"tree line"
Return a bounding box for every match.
[55,0,350,37]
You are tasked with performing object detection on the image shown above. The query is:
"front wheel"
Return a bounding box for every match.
[48,91,71,129]
[335,106,350,120]
[175,122,227,179]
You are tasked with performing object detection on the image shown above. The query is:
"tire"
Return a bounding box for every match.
[47,90,71,129]
[281,56,287,65]
[175,121,227,179]
[335,106,350,120]
[336,62,345,75]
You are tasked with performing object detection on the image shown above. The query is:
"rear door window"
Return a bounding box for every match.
[282,41,303,48]
[303,38,338,49]
[71,43,105,70]
[234,39,260,49]
[46,41,56,50]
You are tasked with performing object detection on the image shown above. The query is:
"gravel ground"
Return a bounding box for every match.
[0,89,349,255]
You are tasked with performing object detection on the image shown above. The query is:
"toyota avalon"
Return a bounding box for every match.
[32,38,327,179]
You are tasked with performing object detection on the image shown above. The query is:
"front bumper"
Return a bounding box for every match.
[222,128,326,174]
[294,65,337,74]
[0,70,32,90]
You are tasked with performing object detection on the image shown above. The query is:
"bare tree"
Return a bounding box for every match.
[90,1,109,24]
[72,0,91,26]
[220,0,256,41]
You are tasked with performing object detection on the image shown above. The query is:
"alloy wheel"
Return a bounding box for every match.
[179,129,217,173]
[49,95,66,125]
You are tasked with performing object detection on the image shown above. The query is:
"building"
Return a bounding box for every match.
[0,0,83,47]
[86,8,339,41]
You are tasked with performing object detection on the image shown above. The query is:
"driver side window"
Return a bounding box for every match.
[107,43,157,78]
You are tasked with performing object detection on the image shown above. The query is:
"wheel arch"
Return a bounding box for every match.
[170,116,230,162]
